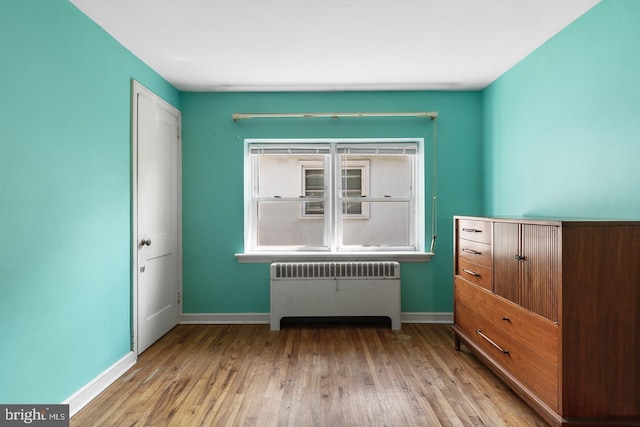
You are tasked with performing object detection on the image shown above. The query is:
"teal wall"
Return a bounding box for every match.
[0,0,179,403]
[6,0,629,410]
[483,0,640,219]
[181,91,483,315]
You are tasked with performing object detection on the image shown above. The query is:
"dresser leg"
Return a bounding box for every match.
[454,334,461,351]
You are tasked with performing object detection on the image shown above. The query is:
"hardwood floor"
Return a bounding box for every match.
[71,322,548,426]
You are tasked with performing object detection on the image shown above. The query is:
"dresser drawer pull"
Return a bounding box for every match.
[462,269,480,277]
[462,248,481,255]
[476,329,509,354]
[462,228,482,233]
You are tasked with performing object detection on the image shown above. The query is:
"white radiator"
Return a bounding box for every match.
[270,261,401,330]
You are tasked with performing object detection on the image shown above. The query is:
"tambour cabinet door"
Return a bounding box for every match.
[493,222,520,304]
[493,221,560,323]
[521,224,560,322]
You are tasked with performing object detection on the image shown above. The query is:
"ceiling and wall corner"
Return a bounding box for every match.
[69,0,600,92]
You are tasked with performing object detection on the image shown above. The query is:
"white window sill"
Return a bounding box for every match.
[235,251,433,263]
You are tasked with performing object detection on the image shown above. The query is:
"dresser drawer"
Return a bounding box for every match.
[456,303,559,411]
[456,258,492,290]
[454,276,495,338]
[457,218,492,244]
[457,239,492,266]
[454,277,559,410]
[455,278,558,359]
[486,293,558,361]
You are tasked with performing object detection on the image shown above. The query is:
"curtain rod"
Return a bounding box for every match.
[232,111,438,122]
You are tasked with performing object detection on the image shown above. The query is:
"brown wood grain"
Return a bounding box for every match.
[454,216,640,426]
[71,323,548,427]
[457,218,493,244]
[457,257,493,290]
[455,277,559,411]
[521,224,560,322]
[493,221,522,305]
[560,223,640,418]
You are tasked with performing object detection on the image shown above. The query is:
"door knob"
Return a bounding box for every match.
[140,239,151,246]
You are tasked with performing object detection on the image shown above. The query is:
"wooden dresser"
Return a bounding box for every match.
[452,216,640,427]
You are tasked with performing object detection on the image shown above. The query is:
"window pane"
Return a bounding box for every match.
[341,168,363,215]
[257,154,325,198]
[340,152,413,198]
[304,169,324,215]
[341,201,413,247]
[342,169,362,191]
[257,201,327,247]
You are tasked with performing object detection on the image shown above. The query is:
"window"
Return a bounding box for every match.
[302,166,325,216]
[301,161,369,217]
[244,139,424,254]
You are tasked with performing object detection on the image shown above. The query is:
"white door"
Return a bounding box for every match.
[133,81,181,354]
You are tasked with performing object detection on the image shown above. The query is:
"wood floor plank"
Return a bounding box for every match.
[71,323,548,427]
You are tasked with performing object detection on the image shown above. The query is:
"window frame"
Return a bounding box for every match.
[241,138,429,262]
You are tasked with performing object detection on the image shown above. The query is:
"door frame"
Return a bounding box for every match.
[131,80,183,356]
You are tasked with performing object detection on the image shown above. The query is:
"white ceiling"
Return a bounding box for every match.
[70,0,600,92]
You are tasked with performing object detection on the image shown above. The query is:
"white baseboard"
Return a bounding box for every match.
[64,351,136,417]
[181,312,453,325]
[180,313,271,324]
[401,312,453,324]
